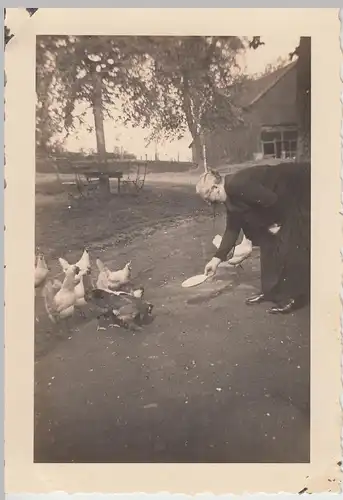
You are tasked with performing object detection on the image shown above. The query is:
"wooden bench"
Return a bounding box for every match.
[120,161,148,192]
[54,157,147,197]
[80,163,148,194]
[81,170,123,193]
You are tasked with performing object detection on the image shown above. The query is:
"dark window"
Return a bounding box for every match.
[275,141,282,158]
[261,130,282,141]
[283,130,298,141]
[263,142,275,156]
[260,127,298,160]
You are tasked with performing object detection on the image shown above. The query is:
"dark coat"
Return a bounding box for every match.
[214,162,310,304]
[215,162,310,260]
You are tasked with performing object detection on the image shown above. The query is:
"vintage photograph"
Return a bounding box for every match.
[33,33,311,464]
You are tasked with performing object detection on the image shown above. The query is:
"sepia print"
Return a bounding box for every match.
[4,8,341,495]
[34,33,311,464]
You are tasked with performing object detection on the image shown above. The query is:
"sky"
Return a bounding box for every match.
[7,9,300,161]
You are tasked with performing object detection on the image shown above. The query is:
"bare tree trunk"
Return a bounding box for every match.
[182,72,206,171]
[191,134,203,165]
[36,65,56,153]
[36,84,53,152]
[91,70,110,196]
[200,132,208,172]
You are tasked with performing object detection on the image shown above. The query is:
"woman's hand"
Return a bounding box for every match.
[204,257,221,277]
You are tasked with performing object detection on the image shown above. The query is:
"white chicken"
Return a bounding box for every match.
[59,255,92,316]
[96,258,132,291]
[42,264,80,323]
[227,234,253,266]
[76,248,91,271]
[213,232,253,268]
[58,248,91,282]
[73,268,94,317]
[130,286,144,299]
[34,252,49,288]
[74,273,87,308]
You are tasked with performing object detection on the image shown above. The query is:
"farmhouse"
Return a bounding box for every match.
[202,61,299,166]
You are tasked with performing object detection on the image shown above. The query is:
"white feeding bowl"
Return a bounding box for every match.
[181,274,209,288]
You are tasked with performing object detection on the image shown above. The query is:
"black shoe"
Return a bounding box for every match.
[245,293,265,305]
[267,299,296,314]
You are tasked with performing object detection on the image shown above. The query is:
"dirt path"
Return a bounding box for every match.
[34,217,310,463]
[35,182,208,260]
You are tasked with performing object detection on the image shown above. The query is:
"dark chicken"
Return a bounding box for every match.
[85,287,153,331]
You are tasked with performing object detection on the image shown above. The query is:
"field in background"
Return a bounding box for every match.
[36,156,196,175]
[36,174,211,259]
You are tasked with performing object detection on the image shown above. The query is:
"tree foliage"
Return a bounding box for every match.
[36,35,247,160]
[9,17,311,162]
[254,56,289,78]
[120,36,246,143]
[36,35,154,153]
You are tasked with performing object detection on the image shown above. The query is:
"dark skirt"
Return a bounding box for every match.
[258,166,310,305]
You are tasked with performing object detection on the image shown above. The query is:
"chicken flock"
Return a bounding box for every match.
[34,231,254,333]
[34,248,154,332]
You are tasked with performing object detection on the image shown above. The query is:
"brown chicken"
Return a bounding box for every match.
[85,287,153,331]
